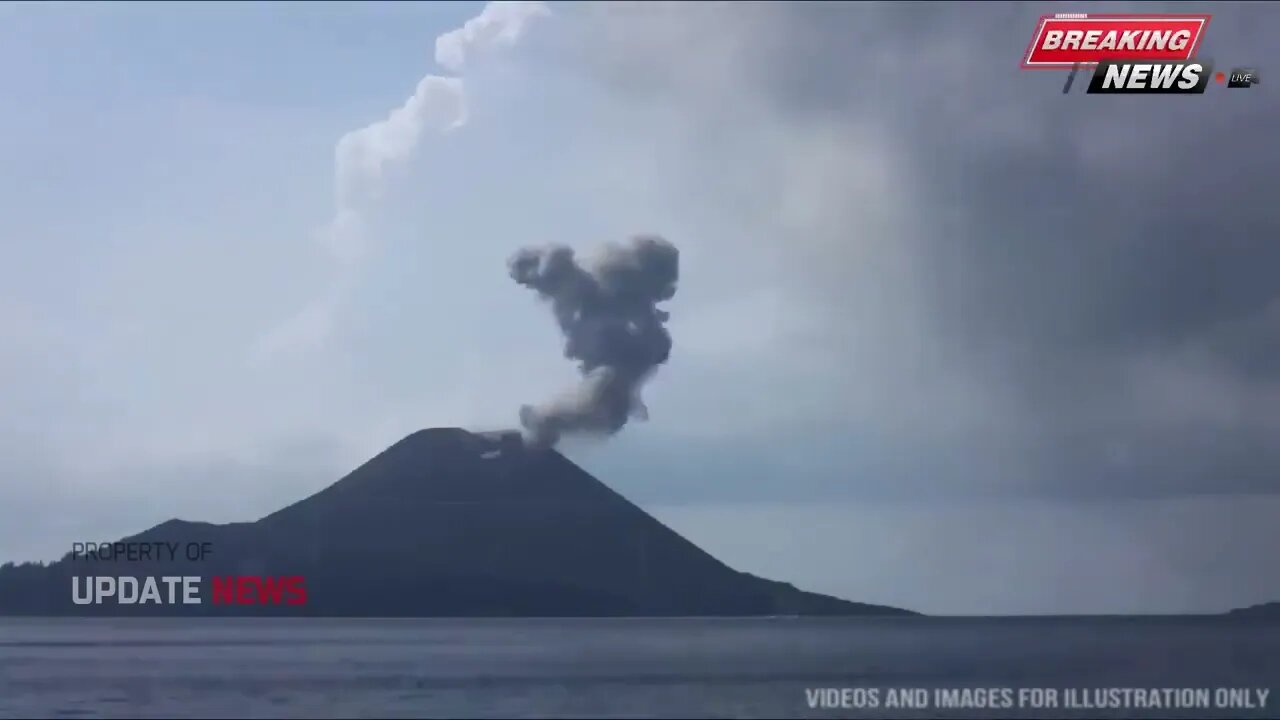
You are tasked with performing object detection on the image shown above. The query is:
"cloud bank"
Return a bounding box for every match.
[550,1,1280,498]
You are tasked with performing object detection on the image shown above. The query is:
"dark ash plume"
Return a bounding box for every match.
[509,235,679,446]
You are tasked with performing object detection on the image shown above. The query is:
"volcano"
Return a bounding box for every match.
[0,428,915,617]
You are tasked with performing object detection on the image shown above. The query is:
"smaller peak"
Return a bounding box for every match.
[152,518,219,529]
[116,518,225,546]
[143,518,202,534]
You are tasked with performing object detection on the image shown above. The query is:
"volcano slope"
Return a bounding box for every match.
[0,428,916,617]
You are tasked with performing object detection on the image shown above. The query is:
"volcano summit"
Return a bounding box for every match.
[0,428,914,617]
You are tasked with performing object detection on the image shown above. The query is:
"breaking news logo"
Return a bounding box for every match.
[1021,12,1260,95]
[1022,13,1211,69]
[1085,60,1213,94]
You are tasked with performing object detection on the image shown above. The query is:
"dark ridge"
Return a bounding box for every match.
[1226,602,1280,618]
[0,428,916,617]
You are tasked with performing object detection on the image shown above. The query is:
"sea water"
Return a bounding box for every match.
[1,616,1277,719]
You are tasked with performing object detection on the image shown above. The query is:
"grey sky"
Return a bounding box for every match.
[1,2,1277,614]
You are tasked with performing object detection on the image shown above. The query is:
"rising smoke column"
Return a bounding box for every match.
[510,236,680,446]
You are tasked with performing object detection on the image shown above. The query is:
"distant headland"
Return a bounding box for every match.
[1227,602,1280,618]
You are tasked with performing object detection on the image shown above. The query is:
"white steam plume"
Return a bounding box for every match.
[327,1,550,264]
[254,2,549,362]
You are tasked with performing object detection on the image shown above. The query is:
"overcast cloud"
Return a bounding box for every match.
[545,1,1280,498]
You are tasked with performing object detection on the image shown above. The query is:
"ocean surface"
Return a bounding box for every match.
[1,617,1277,719]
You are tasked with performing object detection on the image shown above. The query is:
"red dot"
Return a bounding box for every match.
[1215,72,1226,83]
